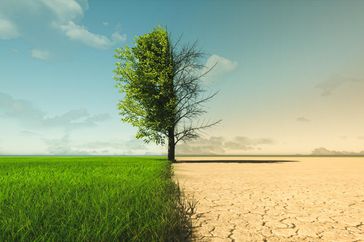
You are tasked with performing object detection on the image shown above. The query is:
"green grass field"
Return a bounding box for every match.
[0,156,188,241]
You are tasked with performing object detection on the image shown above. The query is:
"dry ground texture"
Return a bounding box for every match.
[174,157,364,242]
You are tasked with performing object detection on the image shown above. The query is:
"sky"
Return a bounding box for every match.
[1,0,364,155]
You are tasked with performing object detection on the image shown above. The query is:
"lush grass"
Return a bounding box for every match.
[0,156,188,241]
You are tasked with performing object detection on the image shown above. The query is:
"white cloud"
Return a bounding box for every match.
[0,17,20,40]
[41,0,125,49]
[203,54,237,82]
[40,0,84,21]
[31,49,50,60]
[111,31,127,42]
[57,21,125,49]
[0,0,125,49]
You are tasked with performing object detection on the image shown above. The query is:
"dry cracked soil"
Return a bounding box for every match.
[174,157,364,242]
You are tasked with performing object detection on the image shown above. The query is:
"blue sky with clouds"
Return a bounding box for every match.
[1,0,364,155]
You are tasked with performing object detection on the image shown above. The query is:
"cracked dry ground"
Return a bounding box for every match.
[174,157,364,242]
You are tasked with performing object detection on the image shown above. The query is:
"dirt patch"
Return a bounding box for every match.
[174,157,364,241]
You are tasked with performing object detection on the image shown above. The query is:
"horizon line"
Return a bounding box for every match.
[1,154,364,157]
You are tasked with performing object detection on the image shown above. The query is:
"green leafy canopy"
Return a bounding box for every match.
[114,26,220,151]
[114,26,176,145]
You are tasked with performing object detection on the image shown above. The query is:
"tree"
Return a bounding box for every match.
[114,26,220,161]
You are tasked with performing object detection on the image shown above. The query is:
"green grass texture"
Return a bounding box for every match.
[0,156,187,241]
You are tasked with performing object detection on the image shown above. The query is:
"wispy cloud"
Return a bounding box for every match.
[44,134,89,155]
[56,21,125,49]
[0,92,110,130]
[316,75,362,96]
[177,136,225,155]
[176,136,273,155]
[31,49,50,60]
[43,0,126,49]
[40,0,85,21]
[0,92,45,122]
[296,116,310,122]
[311,147,364,155]
[44,135,149,155]
[0,0,126,49]
[203,54,237,82]
[44,109,110,129]
[111,32,127,42]
[79,139,147,154]
[20,130,41,137]
[224,136,273,150]
[0,17,20,40]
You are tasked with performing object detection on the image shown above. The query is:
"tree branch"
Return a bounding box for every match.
[174,119,222,144]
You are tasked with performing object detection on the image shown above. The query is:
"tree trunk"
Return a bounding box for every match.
[167,128,175,162]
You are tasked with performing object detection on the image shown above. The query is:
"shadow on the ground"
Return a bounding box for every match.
[175,159,299,164]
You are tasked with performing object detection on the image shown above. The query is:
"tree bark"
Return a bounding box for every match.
[167,128,175,162]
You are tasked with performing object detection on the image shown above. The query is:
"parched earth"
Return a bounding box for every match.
[174,157,364,242]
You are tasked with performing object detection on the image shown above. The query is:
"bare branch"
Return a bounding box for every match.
[174,119,222,144]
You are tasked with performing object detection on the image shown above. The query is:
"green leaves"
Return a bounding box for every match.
[114,26,219,151]
[114,26,176,144]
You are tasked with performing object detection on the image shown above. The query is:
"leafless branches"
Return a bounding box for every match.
[170,37,221,145]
